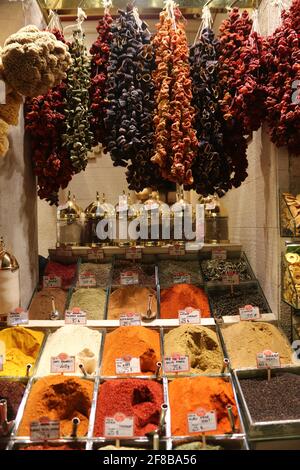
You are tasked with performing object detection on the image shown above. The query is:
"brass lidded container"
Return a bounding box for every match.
[83,192,109,246]
[95,193,115,246]
[0,237,20,316]
[115,191,138,247]
[142,191,168,247]
[201,195,229,244]
[170,188,193,245]
[56,191,83,246]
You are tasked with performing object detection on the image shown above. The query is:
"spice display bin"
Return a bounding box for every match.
[156,253,203,288]
[77,258,113,288]
[200,252,255,286]
[111,256,158,288]
[106,285,159,321]
[161,325,226,377]
[207,281,272,319]
[171,436,249,450]
[233,367,300,441]
[66,285,109,321]
[9,439,88,451]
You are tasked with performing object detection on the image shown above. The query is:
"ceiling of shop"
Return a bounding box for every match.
[38,0,261,19]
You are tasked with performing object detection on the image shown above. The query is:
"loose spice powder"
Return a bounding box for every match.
[107,286,157,319]
[0,327,44,377]
[18,376,93,437]
[169,376,240,436]
[29,288,67,320]
[94,379,163,437]
[101,326,161,376]
[0,380,26,434]
[44,261,77,289]
[160,284,210,319]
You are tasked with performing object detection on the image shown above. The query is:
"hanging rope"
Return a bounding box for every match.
[47,9,63,32]
[193,4,213,45]
[164,0,177,30]
[63,7,87,41]
[102,0,112,15]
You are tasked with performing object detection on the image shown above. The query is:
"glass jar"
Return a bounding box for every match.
[56,192,83,246]
[171,189,193,245]
[83,192,106,246]
[0,237,20,317]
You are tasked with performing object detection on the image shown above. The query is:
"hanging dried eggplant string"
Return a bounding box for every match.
[89,1,113,146]
[25,25,74,205]
[265,0,300,154]
[62,12,93,173]
[152,2,198,185]
[218,8,250,188]
[187,6,233,197]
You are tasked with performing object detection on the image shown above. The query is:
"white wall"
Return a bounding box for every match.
[0,0,45,307]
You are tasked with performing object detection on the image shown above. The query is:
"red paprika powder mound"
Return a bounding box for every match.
[101,326,161,376]
[169,376,240,436]
[94,379,163,437]
[160,284,210,319]
[44,261,77,289]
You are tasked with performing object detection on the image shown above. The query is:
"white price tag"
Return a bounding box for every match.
[179,307,201,324]
[205,202,216,211]
[30,418,60,441]
[164,354,190,373]
[169,245,185,256]
[173,272,191,284]
[188,409,217,433]
[120,271,139,285]
[119,313,141,326]
[125,247,142,260]
[0,355,3,372]
[239,305,261,321]
[0,80,6,104]
[222,272,240,285]
[87,248,104,260]
[43,275,62,288]
[104,414,134,438]
[212,249,227,260]
[65,308,87,325]
[78,272,97,287]
[256,350,281,369]
[7,308,29,326]
[50,353,75,373]
[115,356,141,374]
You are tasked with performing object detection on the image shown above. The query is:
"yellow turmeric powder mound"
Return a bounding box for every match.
[0,326,44,377]
[101,326,161,376]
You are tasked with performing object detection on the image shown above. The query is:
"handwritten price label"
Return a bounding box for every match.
[87,248,104,260]
[119,313,141,326]
[173,272,191,284]
[65,308,87,325]
[169,244,185,256]
[239,305,260,321]
[78,272,97,287]
[50,353,75,373]
[30,418,60,441]
[115,356,141,374]
[43,275,62,288]
[256,350,281,369]
[222,272,240,285]
[120,271,139,285]
[188,409,217,433]
[7,308,29,326]
[104,414,134,438]
[164,354,190,373]
[179,307,201,324]
[212,249,227,260]
[125,247,142,260]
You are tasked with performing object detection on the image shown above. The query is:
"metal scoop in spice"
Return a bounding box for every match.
[71,417,80,438]
[141,294,156,321]
[50,296,60,320]
[0,399,14,435]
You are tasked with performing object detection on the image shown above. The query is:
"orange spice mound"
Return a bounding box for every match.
[160,284,210,319]
[169,376,240,436]
[18,376,93,437]
[101,326,161,376]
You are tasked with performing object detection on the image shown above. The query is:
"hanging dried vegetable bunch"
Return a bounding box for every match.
[1,26,71,97]
[62,30,93,173]
[265,0,300,154]
[25,31,74,205]
[187,26,233,197]
[218,8,250,187]
[152,4,198,185]
[89,11,113,146]
[230,10,269,135]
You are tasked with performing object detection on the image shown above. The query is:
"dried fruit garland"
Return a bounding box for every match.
[218,8,250,187]
[25,30,74,205]
[152,8,198,185]
[89,13,113,146]
[62,32,93,173]
[187,27,234,197]
[265,0,300,154]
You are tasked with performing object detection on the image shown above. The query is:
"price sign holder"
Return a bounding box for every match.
[104,414,134,438]
[212,249,227,260]
[168,244,185,256]
[43,275,62,288]
[7,308,29,326]
[120,271,139,285]
[164,354,190,374]
[179,307,201,324]
[256,350,281,381]
[51,353,75,374]
[65,308,87,325]
[119,313,141,326]
[188,408,217,433]
[78,272,97,287]
[115,356,140,375]
[125,247,142,260]
[88,248,104,261]
[239,305,261,321]
[173,272,191,284]
[30,418,60,441]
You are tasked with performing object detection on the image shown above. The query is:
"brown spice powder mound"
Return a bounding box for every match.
[18,376,93,437]
[222,321,294,369]
[101,326,161,376]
